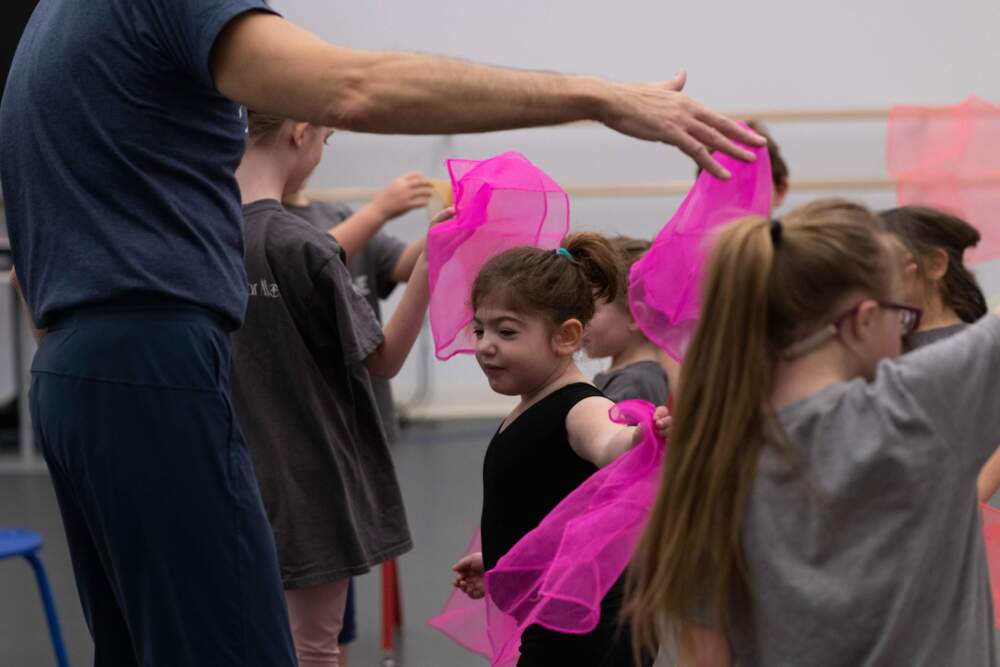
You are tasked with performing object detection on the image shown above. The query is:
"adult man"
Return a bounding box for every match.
[0,1,762,664]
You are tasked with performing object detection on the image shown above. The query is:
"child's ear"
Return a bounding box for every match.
[621,302,643,333]
[552,319,584,354]
[849,299,880,342]
[290,122,310,148]
[926,247,949,283]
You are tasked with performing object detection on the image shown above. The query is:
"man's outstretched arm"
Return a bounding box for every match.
[211,12,763,178]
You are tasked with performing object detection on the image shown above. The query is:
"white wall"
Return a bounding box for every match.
[267,0,1000,417]
[5,1,1000,414]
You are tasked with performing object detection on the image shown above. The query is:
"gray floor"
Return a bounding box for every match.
[0,418,496,667]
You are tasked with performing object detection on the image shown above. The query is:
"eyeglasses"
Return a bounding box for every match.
[832,301,922,337]
[781,300,923,360]
[877,302,923,337]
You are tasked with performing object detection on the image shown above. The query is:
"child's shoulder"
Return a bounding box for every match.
[598,360,665,384]
[249,201,346,267]
[596,360,668,404]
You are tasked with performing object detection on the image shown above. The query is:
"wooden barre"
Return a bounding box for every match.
[728,108,890,123]
[561,108,892,125]
[3,177,999,213]
[557,104,997,127]
[307,177,923,202]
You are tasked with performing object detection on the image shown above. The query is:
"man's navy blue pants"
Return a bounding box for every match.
[30,304,296,666]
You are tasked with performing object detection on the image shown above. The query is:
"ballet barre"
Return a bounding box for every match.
[559,103,997,126]
[305,176,1000,203]
[2,102,993,211]
[3,176,998,211]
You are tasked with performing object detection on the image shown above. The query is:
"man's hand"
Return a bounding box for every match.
[372,173,435,220]
[452,551,485,600]
[602,71,765,179]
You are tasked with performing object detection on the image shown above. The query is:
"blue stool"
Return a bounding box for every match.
[0,529,70,667]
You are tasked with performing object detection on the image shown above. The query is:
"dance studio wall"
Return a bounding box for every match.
[3,2,999,416]
[268,0,1000,417]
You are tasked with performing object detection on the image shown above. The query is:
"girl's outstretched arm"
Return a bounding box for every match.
[566,397,669,468]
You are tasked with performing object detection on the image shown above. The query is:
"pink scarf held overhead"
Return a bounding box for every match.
[426,151,570,361]
[628,139,773,362]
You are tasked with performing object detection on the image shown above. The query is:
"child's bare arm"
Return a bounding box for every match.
[678,622,733,667]
[328,173,433,260]
[363,253,429,379]
[566,398,670,468]
[978,446,1000,502]
[364,207,453,378]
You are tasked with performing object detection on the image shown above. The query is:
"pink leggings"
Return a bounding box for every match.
[284,579,350,667]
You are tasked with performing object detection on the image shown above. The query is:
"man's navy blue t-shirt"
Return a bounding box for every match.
[0,0,276,328]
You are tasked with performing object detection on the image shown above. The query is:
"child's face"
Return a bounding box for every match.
[894,243,926,309]
[473,305,570,397]
[847,243,911,378]
[583,298,634,360]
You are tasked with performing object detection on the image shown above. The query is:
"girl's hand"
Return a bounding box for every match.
[428,205,455,228]
[412,207,456,272]
[372,172,435,219]
[452,551,485,600]
[654,405,672,441]
[629,406,672,446]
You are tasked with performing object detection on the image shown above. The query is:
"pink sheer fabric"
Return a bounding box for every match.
[982,503,1000,628]
[886,96,1000,264]
[427,152,570,360]
[628,139,772,361]
[426,529,495,659]
[429,140,769,662]
[889,99,1000,623]
[429,401,664,666]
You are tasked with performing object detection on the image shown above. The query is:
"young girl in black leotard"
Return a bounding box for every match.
[450,232,668,667]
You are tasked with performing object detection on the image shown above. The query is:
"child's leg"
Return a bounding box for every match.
[337,578,357,666]
[285,579,351,667]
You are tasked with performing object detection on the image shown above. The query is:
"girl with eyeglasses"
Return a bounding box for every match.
[628,199,999,666]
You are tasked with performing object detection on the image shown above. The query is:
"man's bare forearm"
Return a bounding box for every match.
[212,12,763,177]
[214,13,608,135]
[327,52,610,135]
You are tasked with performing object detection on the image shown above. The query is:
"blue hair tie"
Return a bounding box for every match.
[556,247,573,259]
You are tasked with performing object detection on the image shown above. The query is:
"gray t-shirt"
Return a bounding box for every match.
[908,323,968,350]
[286,201,406,443]
[734,315,1000,666]
[593,360,669,405]
[231,200,412,588]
